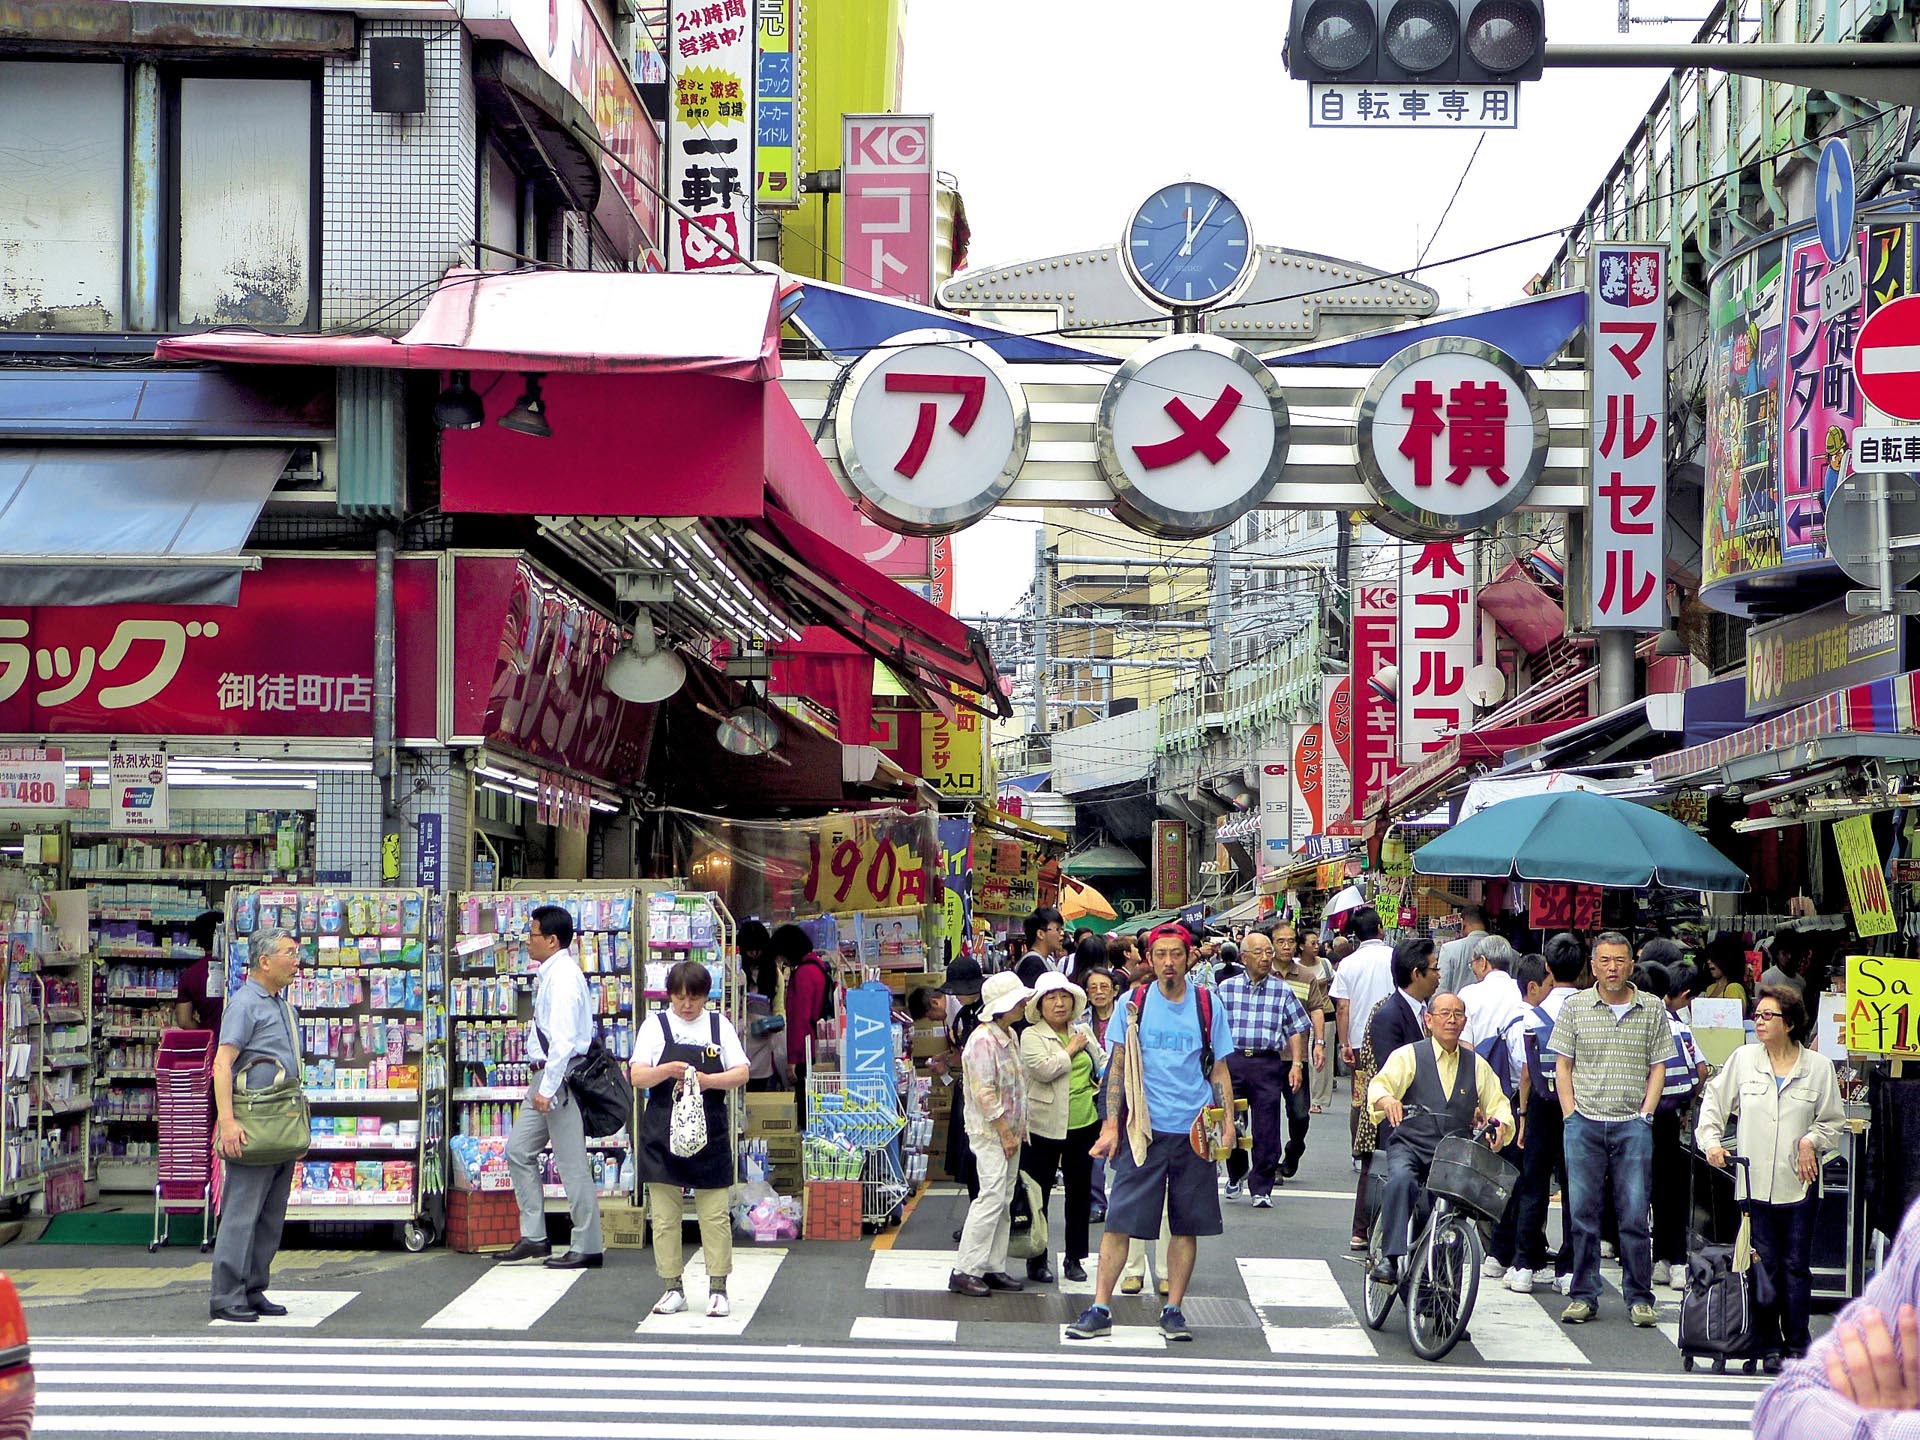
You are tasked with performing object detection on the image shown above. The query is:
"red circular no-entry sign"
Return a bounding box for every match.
[1854,295,1920,421]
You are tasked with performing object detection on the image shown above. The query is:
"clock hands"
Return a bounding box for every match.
[1182,196,1221,258]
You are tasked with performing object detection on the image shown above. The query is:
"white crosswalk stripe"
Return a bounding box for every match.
[26,1335,1767,1438]
[421,1265,584,1331]
[635,1249,785,1337]
[1239,1258,1379,1358]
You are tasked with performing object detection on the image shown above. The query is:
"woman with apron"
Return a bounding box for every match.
[628,961,749,1318]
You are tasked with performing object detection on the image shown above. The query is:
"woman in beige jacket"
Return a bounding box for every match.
[1019,973,1100,1284]
[1696,983,1845,1368]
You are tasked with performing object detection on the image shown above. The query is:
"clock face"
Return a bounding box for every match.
[1123,182,1253,310]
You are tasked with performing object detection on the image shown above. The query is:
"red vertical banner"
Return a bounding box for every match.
[928,536,955,614]
[1351,578,1400,819]
[842,114,935,306]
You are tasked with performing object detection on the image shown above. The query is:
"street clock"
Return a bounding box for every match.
[1122,181,1255,312]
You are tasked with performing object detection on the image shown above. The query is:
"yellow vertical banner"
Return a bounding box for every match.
[1833,815,1897,938]
[754,0,798,207]
[921,698,986,797]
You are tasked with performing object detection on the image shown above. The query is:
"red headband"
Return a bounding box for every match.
[1148,923,1194,952]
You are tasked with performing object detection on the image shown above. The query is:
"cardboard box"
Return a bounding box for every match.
[911,1026,949,1060]
[602,1200,648,1250]
[744,1094,798,1134]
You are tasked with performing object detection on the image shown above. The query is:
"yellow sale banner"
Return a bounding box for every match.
[1833,815,1896,938]
[1845,953,1920,1057]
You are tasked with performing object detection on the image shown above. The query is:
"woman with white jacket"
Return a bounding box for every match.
[1019,973,1101,1284]
[1696,983,1846,1370]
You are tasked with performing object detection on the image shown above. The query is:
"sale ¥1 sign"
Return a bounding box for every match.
[1845,953,1920,1056]
[0,746,62,807]
[1833,814,1897,938]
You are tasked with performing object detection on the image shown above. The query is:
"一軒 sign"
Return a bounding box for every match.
[753,0,798,208]
[1356,338,1548,541]
[1844,953,1920,1056]
[842,114,935,306]
[0,746,62,808]
[1350,579,1400,818]
[108,750,168,833]
[835,336,1030,536]
[1308,84,1518,130]
[1399,541,1476,763]
[1096,334,1291,540]
[667,0,754,271]
[1589,243,1668,630]
[1744,597,1903,716]
[1833,814,1896,938]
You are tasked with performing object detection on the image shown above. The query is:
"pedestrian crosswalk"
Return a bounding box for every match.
[148,1243,1706,1369]
[29,1334,1766,1439]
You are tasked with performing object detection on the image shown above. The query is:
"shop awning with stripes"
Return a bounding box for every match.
[1650,669,1920,785]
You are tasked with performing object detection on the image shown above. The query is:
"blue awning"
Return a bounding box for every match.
[1682,674,1779,748]
[1267,290,1587,368]
[791,278,1112,363]
[1000,771,1050,793]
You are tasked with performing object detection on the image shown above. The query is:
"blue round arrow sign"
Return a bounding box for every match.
[1816,138,1855,266]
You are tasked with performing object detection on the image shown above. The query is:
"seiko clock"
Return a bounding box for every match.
[1122,181,1255,311]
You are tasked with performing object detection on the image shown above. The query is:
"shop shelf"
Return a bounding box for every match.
[94,906,203,922]
[32,1099,89,1118]
[101,1027,162,1040]
[43,1007,84,1022]
[287,1191,415,1211]
[104,1069,155,1082]
[105,990,176,1002]
[304,1089,420,1104]
[304,1137,419,1153]
[42,1053,90,1069]
[95,946,188,961]
[74,868,310,882]
[451,1086,526,1101]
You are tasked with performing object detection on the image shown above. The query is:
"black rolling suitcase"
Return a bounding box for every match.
[1678,1155,1775,1373]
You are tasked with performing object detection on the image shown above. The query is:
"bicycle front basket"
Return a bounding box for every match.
[1427,1134,1518,1223]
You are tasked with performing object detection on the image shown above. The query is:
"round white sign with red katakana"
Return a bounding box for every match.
[1355,337,1548,540]
[835,330,1029,536]
[1095,334,1291,539]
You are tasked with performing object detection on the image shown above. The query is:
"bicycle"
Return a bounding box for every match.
[1362,1111,1518,1361]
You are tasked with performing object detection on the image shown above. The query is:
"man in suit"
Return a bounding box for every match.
[1368,937,1439,1072]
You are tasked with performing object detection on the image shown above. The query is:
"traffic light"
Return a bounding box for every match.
[1285,0,1545,84]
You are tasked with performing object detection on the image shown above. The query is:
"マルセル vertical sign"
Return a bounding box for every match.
[1589,244,1668,629]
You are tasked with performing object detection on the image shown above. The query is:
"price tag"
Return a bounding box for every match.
[0,747,63,808]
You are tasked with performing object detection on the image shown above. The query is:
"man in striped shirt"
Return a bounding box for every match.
[1753,1193,1920,1438]
[1218,931,1312,1207]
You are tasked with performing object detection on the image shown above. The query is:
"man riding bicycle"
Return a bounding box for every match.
[1366,992,1515,1286]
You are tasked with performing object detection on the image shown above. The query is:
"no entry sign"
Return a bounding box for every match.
[1854,295,1920,421]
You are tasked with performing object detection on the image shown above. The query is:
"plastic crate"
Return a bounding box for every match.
[1426,1134,1519,1223]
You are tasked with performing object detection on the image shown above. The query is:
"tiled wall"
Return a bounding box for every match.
[315,754,473,892]
[321,21,476,331]
[315,770,383,885]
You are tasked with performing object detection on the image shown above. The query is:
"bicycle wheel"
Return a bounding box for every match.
[1407,1208,1481,1361]
[1362,1211,1395,1330]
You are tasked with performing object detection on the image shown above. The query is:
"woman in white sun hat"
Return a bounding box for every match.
[1021,971,1102,1283]
[950,972,1034,1297]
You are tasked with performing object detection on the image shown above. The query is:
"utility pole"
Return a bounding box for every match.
[1031,528,1050,737]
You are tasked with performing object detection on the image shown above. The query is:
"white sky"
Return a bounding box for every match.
[901,0,1702,618]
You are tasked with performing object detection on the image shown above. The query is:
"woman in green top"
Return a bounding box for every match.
[1019,972,1103,1282]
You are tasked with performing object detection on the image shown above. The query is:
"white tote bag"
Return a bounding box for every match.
[668,1070,708,1158]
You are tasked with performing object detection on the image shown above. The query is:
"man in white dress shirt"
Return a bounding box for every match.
[501,904,603,1268]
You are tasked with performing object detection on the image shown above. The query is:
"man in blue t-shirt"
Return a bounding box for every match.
[1068,923,1236,1343]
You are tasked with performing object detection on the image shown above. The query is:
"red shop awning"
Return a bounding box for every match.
[157,267,784,382]
[734,505,1009,719]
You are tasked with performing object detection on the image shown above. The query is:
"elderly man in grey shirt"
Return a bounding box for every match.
[1436,904,1489,998]
[211,928,304,1322]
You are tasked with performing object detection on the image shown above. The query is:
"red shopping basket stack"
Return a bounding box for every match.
[152,1028,218,1253]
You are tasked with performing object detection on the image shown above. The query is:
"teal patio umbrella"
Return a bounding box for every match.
[1411,789,1748,892]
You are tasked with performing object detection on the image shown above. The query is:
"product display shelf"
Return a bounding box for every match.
[228,885,448,1251]
[633,889,743,1192]
[0,887,94,1211]
[88,876,231,1188]
[452,886,652,1210]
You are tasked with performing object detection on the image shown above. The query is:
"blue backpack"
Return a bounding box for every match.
[1474,1014,1527,1097]
[1656,1022,1699,1114]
